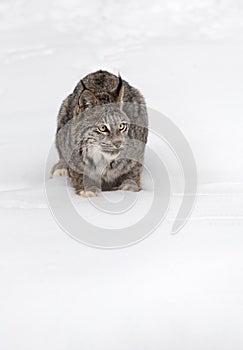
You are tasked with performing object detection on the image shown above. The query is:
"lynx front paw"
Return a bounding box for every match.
[50,160,68,178]
[52,168,68,177]
[119,180,140,192]
[78,187,101,198]
[78,190,96,198]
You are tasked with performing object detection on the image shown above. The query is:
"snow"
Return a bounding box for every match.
[0,1,243,349]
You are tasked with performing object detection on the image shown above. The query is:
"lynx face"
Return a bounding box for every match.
[80,104,129,162]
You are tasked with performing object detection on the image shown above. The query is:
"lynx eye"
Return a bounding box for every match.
[119,122,126,131]
[98,124,108,132]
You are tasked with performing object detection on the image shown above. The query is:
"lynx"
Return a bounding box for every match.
[51,70,148,197]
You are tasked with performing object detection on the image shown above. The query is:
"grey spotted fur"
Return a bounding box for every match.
[51,70,148,196]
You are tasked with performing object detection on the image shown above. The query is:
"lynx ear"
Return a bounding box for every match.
[112,74,124,109]
[78,82,99,111]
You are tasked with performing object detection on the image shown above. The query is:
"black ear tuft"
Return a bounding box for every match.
[113,73,124,108]
[81,79,88,91]
[117,73,123,94]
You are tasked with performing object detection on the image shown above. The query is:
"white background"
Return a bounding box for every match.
[0,1,243,349]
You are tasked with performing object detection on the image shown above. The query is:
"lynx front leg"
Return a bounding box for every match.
[117,163,142,192]
[69,168,101,197]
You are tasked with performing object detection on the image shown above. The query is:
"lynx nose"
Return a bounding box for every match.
[113,140,122,149]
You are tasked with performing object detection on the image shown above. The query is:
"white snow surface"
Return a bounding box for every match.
[0,1,243,349]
